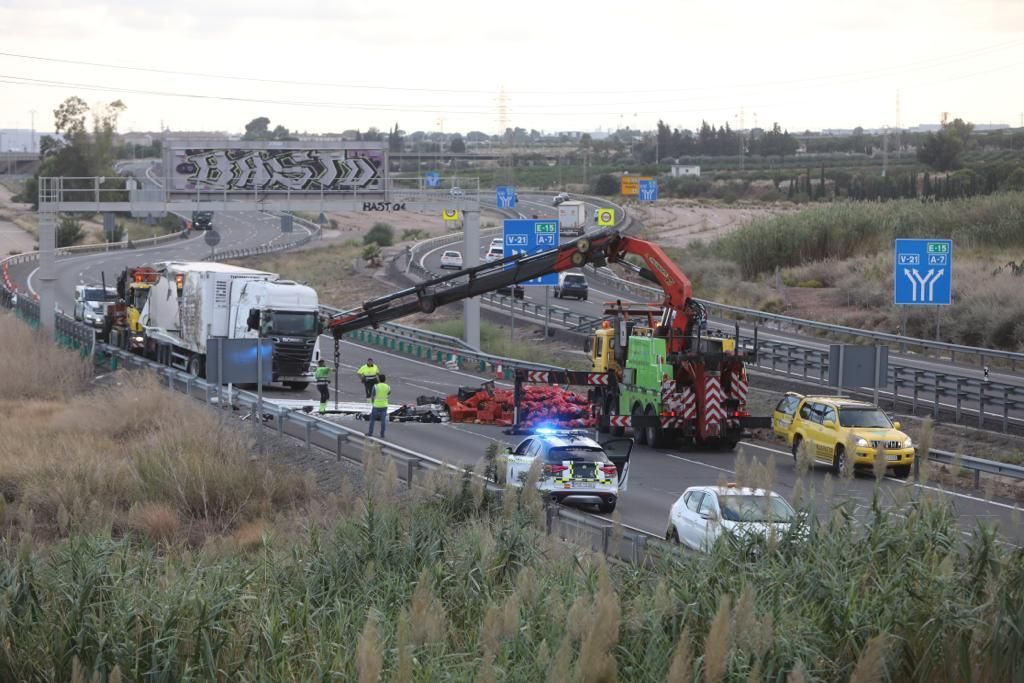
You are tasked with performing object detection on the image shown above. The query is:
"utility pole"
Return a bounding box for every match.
[29,109,36,153]
[881,127,889,177]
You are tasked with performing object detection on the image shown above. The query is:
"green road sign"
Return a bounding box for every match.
[927,242,950,254]
[535,222,557,234]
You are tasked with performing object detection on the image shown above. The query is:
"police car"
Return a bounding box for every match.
[498,430,632,513]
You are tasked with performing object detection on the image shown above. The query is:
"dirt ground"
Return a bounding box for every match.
[625,199,789,249]
[0,184,36,255]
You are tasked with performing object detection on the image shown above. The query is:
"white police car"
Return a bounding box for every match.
[498,430,632,513]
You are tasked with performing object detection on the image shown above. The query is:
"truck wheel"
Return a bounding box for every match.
[632,403,647,445]
[644,405,662,448]
[186,354,205,379]
[285,382,309,392]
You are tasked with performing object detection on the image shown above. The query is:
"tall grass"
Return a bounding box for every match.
[2,473,1022,681]
[0,313,92,399]
[713,192,1024,277]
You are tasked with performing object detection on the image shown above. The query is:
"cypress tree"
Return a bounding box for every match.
[787,178,794,199]
[923,172,932,197]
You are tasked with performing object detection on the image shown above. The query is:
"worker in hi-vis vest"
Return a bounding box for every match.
[356,357,381,398]
[315,359,331,414]
[367,373,391,438]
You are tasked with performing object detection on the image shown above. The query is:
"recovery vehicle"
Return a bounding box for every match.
[104,266,160,351]
[325,228,768,448]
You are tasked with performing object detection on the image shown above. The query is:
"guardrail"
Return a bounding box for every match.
[923,449,1024,489]
[582,262,1024,371]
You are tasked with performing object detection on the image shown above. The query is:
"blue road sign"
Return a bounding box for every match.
[639,179,658,201]
[503,219,560,285]
[496,185,517,209]
[425,171,440,188]
[894,238,952,305]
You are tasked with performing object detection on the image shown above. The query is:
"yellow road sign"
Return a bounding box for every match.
[620,176,640,196]
[597,208,616,226]
[442,209,460,221]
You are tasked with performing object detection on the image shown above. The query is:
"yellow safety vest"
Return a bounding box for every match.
[372,382,390,408]
[358,364,380,378]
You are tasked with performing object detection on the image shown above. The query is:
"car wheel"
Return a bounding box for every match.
[791,435,802,461]
[285,382,308,391]
[598,500,616,514]
[583,295,588,301]
[666,523,679,543]
[632,403,646,445]
[832,444,847,476]
[893,465,911,479]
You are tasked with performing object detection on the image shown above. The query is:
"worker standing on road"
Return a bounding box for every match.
[356,357,381,398]
[315,359,331,414]
[367,373,391,439]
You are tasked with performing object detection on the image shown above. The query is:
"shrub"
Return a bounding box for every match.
[593,174,619,195]
[56,216,85,247]
[364,223,394,247]
[401,228,429,242]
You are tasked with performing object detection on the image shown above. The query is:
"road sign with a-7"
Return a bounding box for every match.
[893,238,952,305]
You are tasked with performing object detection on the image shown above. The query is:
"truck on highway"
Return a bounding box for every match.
[137,261,320,389]
[557,201,586,236]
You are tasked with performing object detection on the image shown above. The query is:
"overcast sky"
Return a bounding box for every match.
[1,0,1022,136]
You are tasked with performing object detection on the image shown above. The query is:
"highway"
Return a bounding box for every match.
[5,180,1021,548]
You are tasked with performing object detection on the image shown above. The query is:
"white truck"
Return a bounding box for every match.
[140,261,320,389]
[558,201,587,236]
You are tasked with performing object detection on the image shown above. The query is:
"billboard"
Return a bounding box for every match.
[164,140,386,194]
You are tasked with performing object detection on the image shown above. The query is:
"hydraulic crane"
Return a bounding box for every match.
[327,229,767,447]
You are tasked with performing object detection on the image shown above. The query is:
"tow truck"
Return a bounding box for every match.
[326,228,768,448]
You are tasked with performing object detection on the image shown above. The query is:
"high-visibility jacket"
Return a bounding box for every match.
[315,366,330,382]
[372,382,390,408]
[357,364,380,379]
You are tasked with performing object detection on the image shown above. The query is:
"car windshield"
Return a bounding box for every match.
[443,252,460,258]
[263,311,317,336]
[83,288,116,302]
[718,495,796,523]
[838,408,892,428]
[546,446,608,463]
[564,275,586,285]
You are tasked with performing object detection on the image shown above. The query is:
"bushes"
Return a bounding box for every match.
[56,216,85,247]
[364,222,394,247]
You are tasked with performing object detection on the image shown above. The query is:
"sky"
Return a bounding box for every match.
[1,0,1022,137]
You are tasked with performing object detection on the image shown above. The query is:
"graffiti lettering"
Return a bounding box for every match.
[362,202,406,212]
[171,148,384,193]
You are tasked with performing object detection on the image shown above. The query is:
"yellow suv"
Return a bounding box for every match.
[772,393,915,478]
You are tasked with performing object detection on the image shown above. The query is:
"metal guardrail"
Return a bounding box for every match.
[582,263,1024,371]
[923,449,1024,488]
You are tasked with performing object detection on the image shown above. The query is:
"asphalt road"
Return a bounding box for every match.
[6,182,1021,548]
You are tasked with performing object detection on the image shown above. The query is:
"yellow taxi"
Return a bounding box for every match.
[772,392,915,478]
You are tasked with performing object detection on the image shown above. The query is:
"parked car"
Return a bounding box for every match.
[499,430,633,513]
[772,392,915,478]
[554,271,588,300]
[73,284,118,328]
[553,192,570,206]
[666,485,797,551]
[440,250,463,270]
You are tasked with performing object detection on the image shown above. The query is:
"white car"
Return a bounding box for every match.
[484,246,504,263]
[489,237,504,251]
[553,192,570,206]
[449,187,464,197]
[499,430,632,513]
[440,250,463,270]
[666,485,797,551]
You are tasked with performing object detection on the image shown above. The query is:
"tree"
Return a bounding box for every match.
[594,174,619,196]
[449,134,466,154]
[923,172,933,197]
[107,221,126,243]
[54,96,89,138]
[580,133,592,149]
[388,123,404,153]
[243,117,271,140]
[917,118,974,171]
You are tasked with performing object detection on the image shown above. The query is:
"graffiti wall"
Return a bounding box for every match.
[165,143,386,194]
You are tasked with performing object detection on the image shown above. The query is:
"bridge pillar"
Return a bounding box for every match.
[38,209,57,335]
[463,208,481,350]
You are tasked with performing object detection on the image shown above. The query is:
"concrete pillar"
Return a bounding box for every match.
[38,210,57,334]
[463,208,481,350]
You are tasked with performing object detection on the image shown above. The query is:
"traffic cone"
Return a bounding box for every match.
[495,362,504,379]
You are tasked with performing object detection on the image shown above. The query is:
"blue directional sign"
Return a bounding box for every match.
[638,179,658,201]
[496,185,517,209]
[894,238,952,305]
[425,171,440,188]
[503,219,560,285]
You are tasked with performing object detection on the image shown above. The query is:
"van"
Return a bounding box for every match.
[555,272,588,300]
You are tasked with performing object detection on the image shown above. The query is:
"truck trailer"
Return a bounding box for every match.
[139,261,320,389]
[557,201,587,236]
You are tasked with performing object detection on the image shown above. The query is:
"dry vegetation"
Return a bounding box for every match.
[0,314,312,546]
